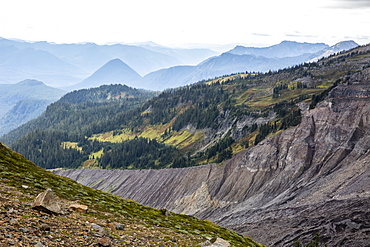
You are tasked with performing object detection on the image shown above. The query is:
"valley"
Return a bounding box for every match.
[0,41,369,246]
[53,45,370,246]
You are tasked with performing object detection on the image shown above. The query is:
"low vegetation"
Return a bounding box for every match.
[0,142,263,246]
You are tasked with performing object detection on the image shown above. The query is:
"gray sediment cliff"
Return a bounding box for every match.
[56,81,370,246]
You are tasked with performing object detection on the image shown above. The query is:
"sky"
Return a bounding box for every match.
[0,0,369,48]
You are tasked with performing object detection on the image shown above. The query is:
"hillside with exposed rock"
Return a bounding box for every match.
[0,142,263,246]
[55,44,370,246]
[5,44,369,174]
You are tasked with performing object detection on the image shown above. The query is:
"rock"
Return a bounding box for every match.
[115,223,125,230]
[69,203,88,213]
[108,222,125,230]
[40,224,51,231]
[202,237,230,247]
[9,218,18,225]
[32,189,61,215]
[19,227,30,233]
[98,237,111,246]
[160,208,173,216]
[92,223,108,237]
[34,241,44,247]
[22,185,29,189]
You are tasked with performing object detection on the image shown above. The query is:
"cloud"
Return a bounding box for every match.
[251,33,271,37]
[327,0,370,8]
[285,32,316,38]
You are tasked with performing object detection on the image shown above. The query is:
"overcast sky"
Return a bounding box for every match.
[0,0,369,48]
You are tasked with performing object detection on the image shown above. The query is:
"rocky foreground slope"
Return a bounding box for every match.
[56,69,370,246]
[0,142,263,247]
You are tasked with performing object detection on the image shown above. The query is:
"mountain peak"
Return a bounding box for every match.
[332,40,358,50]
[66,58,142,91]
[99,58,134,71]
[106,58,125,64]
[16,79,45,87]
[227,41,328,58]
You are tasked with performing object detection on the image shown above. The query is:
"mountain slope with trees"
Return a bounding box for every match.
[0,84,156,146]
[56,43,370,247]
[4,44,369,172]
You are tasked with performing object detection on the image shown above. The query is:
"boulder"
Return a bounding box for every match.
[202,237,230,247]
[32,188,61,215]
[69,203,88,213]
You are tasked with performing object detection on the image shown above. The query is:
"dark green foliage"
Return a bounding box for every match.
[254,122,276,145]
[10,130,90,169]
[146,84,229,130]
[59,84,152,104]
[309,82,338,109]
[11,130,193,170]
[99,137,194,169]
[172,105,219,131]
[1,84,156,145]
[255,105,301,145]
[215,148,233,163]
[205,137,235,160]
[280,108,301,130]
[272,84,288,98]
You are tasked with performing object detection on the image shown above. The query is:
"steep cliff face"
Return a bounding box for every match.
[56,75,370,246]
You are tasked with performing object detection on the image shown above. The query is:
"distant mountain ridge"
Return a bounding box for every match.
[138,41,357,90]
[0,79,65,136]
[0,37,217,87]
[227,40,328,57]
[65,58,142,91]
[308,40,359,62]
[0,38,359,91]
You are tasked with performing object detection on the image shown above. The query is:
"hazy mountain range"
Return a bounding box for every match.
[0,38,358,91]
[0,79,65,136]
[0,37,216,87]
[0,39,358,136]
[66,40,359,91]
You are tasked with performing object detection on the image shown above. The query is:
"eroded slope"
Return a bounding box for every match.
[57,69,370,246]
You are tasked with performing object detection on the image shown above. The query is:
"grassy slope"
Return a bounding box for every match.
[0,142,264,247]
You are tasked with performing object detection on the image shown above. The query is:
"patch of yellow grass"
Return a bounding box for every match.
[61,142,82,152]
[164,130,203,150]
[317,81,334,89]
[81,159,99,168]
[89,149,104,159]
[206,73,249,85]
[90,129,135,143]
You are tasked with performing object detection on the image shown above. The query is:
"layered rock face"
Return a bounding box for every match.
[56,81,370,246]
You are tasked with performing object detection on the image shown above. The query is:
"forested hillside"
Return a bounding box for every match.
[1,84,156,143]
[5,45,370,170]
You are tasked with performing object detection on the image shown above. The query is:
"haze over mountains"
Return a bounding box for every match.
[0,38,359,92]
[0,79,65,136]
[0,37,216,87]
